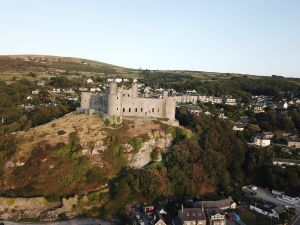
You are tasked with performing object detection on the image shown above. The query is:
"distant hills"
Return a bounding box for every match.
[0,54,262,83]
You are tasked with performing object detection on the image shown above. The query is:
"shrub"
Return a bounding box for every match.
[57,130,66,135]
[128,137,143,153]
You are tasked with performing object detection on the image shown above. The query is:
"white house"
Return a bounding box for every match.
[233,125,244,131]
[90,87,101,92]
[87,78,93,84]
[31,89,40,95]
[253,136,271,147]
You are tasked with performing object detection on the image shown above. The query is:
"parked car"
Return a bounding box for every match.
[231,213,240,221]
[225,212,234,221]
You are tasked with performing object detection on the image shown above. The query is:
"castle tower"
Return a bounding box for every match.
[107,82,121,117]
[81,92,92,109]
[163,90,168,99]
[109,82,118,95]
[165,98,176,121]
[131,83,138,98]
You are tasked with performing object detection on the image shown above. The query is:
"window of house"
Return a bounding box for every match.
[141,108,143,112]
[117,108,118,111]
[135,108,137,112]
[129,108,131,112]
[152,108,154,113]
[117,97,118,99]
[128,94,130,97]
[123,108,125,112]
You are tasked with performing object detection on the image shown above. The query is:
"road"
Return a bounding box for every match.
[291,214,300,225]
[1,218,115,225]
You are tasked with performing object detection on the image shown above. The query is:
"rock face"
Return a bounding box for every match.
[128,132,173,168]
[0,197,60,221]
[0,196,84,222]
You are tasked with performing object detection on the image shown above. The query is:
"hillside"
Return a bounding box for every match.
[0,113,177,198]
[0,54,254,84]
[0,55,140,83]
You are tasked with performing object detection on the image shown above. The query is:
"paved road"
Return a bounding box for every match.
[291,214,300,225]
[1,218,115,225]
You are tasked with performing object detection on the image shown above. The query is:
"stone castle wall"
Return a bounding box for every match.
[79,83,176,121]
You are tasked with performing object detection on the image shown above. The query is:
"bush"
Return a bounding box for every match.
[57,130,66,135]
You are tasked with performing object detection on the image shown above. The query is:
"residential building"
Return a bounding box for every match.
[253,136,271,147]
[233,125,244,131]
[287,138,300,148]
[37,80,45,86]
[32,89,40,95]
[197,197,236,210]
[86,78,93,83]
[205,209,226,225]
[177,207,207,225]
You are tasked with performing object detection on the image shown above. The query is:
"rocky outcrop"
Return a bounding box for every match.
[128,131,173,168]
[0,197,60,221]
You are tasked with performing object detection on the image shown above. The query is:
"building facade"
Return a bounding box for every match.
[78,82,177,123]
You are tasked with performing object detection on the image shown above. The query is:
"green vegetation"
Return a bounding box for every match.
[128,137,143,153]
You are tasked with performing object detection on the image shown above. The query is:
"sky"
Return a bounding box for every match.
[0,0,300,77]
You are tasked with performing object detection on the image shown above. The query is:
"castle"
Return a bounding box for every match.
[78,82,178,124]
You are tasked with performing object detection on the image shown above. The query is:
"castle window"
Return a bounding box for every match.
[123,94,125,96]
[129,108,131,112]
[128,94,130,97]
[117,97,118,99]
[152,108,154,113]
[141,108,143,112]
[117,108,118,111]
[123,108,125,112]
[135,108,137,112]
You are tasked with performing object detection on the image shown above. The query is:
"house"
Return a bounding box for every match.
[252,105,265,113]
[32,89,40,95]
[223,97,238,106]
[262,132,274,139]
[51,88,61,93]
[78,87,88,92]
[233,125,244,131]
[272,158,300,167]
[63,88,75,94]
[90,87,101,92]
[185,105,202,115]
[152,206,168,225]
[205,209,226,225]
[37,80,45,86]
[277,101,288,109]
[177,207,207,225]
[249,200,280,219]
[287,138,300,148]
[86,78,93,84]
[272,190,300,205]
[115,78,123,83]
[197,197,236,210]
[253,135,271,147]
